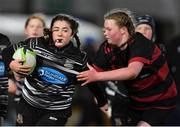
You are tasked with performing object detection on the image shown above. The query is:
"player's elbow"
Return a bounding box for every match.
[128,70,139,80]
[127,64,142,80]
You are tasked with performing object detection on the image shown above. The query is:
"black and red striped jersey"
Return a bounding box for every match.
[93,32,177,110]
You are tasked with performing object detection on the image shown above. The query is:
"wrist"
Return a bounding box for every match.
[97,72,103,81]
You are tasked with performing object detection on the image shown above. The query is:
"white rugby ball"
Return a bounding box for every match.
[13,47,36,74]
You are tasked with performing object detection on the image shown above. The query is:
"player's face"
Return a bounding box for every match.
[135,24,153,40]
[52,20,73,48]
[103,19,127,47]
[25,18,44,38]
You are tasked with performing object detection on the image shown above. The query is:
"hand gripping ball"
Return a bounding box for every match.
[13,47,36,74]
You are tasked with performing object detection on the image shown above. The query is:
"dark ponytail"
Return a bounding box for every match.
[43,28,54,46]
[74,34,81,49]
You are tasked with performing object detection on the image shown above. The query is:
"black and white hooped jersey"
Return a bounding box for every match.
[0,33,10,118]
[8,37,88,110]
[0,59,8,118]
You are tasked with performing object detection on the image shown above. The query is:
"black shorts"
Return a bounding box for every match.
[127,107,173,126]
[16,97,70,126]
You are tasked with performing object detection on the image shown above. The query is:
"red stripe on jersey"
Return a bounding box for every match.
[131,81,177,102]
[130,105,176,110]
[128,45,161,65]
[151,45,161,62]
[132,63,169,90]
[104,43,113,54]
[92,64,104,72]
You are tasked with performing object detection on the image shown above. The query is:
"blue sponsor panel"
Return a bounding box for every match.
[0,61,5,76]
[37,67,68,85]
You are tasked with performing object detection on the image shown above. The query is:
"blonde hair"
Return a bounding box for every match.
[104,8,136,38]
[25,13,46,28]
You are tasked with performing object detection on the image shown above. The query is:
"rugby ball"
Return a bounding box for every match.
[13,47,36,74]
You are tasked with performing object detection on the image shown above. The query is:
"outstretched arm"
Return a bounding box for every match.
[77,62,144,86]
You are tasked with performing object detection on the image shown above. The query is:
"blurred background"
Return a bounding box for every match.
[1,0,180,43]
[1,0,180,126]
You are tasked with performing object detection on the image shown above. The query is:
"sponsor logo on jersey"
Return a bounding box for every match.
[64,59,74,69]
[0,61,5,76]
[37,67,68,84]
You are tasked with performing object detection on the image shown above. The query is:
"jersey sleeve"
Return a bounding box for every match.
[92,42,112,71]
[81,44,108,107]
[2,45,15,71]
[87,82,107,107]
[128,33,155,65]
